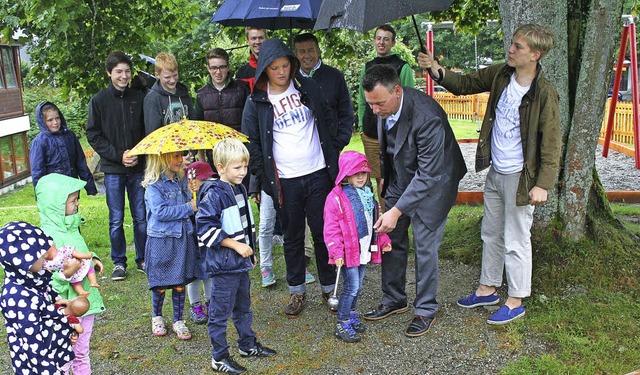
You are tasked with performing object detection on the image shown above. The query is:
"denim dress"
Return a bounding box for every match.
[144,173,201,289]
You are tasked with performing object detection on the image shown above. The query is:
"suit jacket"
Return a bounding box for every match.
[379,87,467,230]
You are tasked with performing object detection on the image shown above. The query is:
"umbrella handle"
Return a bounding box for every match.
[412,15,427,54]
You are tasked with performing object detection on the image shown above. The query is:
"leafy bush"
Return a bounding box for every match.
[19,60,31,82]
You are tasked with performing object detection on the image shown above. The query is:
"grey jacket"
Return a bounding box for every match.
[379,87,467,230]
[143,81,195,135]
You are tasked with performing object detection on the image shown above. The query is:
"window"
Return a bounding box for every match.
[0,136,15,180]
[1,48,18,88]
[14,133,27,173]
[0,133,30,185]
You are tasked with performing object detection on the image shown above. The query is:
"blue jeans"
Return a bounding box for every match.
[104,172,147,268]
[337,265,366,321]
[208,272,255,361]
[279,169,336,294]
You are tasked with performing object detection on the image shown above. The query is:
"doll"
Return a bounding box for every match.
[44,245,100,297]
[56,296,90,334]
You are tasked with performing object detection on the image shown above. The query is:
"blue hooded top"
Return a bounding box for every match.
[29,101,97,195]
[0,221,75,374]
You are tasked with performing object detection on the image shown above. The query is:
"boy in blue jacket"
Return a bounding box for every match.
[196,139,275,374]
[30,101,97,195]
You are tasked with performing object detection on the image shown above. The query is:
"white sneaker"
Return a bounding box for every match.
[152,316,166,336]
[172,320,191,340]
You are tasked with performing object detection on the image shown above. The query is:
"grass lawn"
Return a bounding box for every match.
[0,135,639,373]
[450,118,481,139]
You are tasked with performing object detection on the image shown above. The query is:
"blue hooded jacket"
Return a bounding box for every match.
[195,178,256,276]
[29,101,97,195]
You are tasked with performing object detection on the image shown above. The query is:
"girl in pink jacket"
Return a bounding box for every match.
[324,151,392,343]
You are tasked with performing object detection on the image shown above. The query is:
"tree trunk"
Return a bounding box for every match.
[498,0,625,240]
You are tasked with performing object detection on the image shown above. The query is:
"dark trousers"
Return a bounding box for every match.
[381,199,446,318]
[279,169,336,293]
[208,272,255,360]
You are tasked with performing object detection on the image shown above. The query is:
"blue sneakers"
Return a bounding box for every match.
[487,305,525,325]
[305,268,316,284]
[261,267,276,287]
[457,292,500,308]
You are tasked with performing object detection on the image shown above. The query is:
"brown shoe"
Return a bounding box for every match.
[285,293,306,316]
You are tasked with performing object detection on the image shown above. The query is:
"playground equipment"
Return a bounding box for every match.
[604,14,640,169]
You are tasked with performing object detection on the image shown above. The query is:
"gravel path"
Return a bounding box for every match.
[305,258,545,374]
[458,143,640,191]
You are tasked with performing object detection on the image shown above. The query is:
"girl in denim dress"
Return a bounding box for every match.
[142,151,201,340]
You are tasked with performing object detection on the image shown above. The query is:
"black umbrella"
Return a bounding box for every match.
[313,0,455,51]
[211,0,322,43]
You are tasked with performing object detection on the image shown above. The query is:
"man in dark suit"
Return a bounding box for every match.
[361,64,467,337]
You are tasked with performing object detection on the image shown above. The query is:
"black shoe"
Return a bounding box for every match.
[238,341,276,358]
[405,315,436,337]
[110,265,126,281]
[211,355,246,374]
[136,261,146,274]
[363,303,409,321]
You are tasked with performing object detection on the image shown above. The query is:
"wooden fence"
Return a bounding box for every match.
[434,93,488,121]
[600,99,636,146]
[433,94,636,150]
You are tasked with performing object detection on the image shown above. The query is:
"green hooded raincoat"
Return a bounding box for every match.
[36,173,106,316]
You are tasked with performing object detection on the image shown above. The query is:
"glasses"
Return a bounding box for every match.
[209,65,228,71]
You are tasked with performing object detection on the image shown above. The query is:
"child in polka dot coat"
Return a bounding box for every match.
[0,221,80,375]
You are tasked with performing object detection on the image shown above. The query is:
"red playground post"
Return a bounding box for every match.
[424,22,434,97]
[604,15,640,169]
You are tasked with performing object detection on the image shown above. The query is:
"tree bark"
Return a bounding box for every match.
[498,0,625,240]
[558,1,623,240]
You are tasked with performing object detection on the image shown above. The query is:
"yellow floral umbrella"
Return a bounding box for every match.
[127,118,249,156]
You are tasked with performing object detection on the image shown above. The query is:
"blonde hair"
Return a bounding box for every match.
[245,27,266,39]
[154,52,178,75]
[212,139,249,172]
[513,24,556,60]
[142,152,184,188]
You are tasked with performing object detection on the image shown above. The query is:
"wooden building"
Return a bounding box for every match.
[0,44,30,193]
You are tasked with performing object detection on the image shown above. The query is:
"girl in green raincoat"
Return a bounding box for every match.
[36,173,106,375]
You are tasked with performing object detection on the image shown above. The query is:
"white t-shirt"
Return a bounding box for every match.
[269,81,325,178]
[491,74,530,174]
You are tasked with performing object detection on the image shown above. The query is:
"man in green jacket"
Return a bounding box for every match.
[358,24,415,209]
[36,173,106,372]
[419,23,561,325]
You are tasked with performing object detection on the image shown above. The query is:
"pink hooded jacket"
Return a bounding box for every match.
[324,151,391,267]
